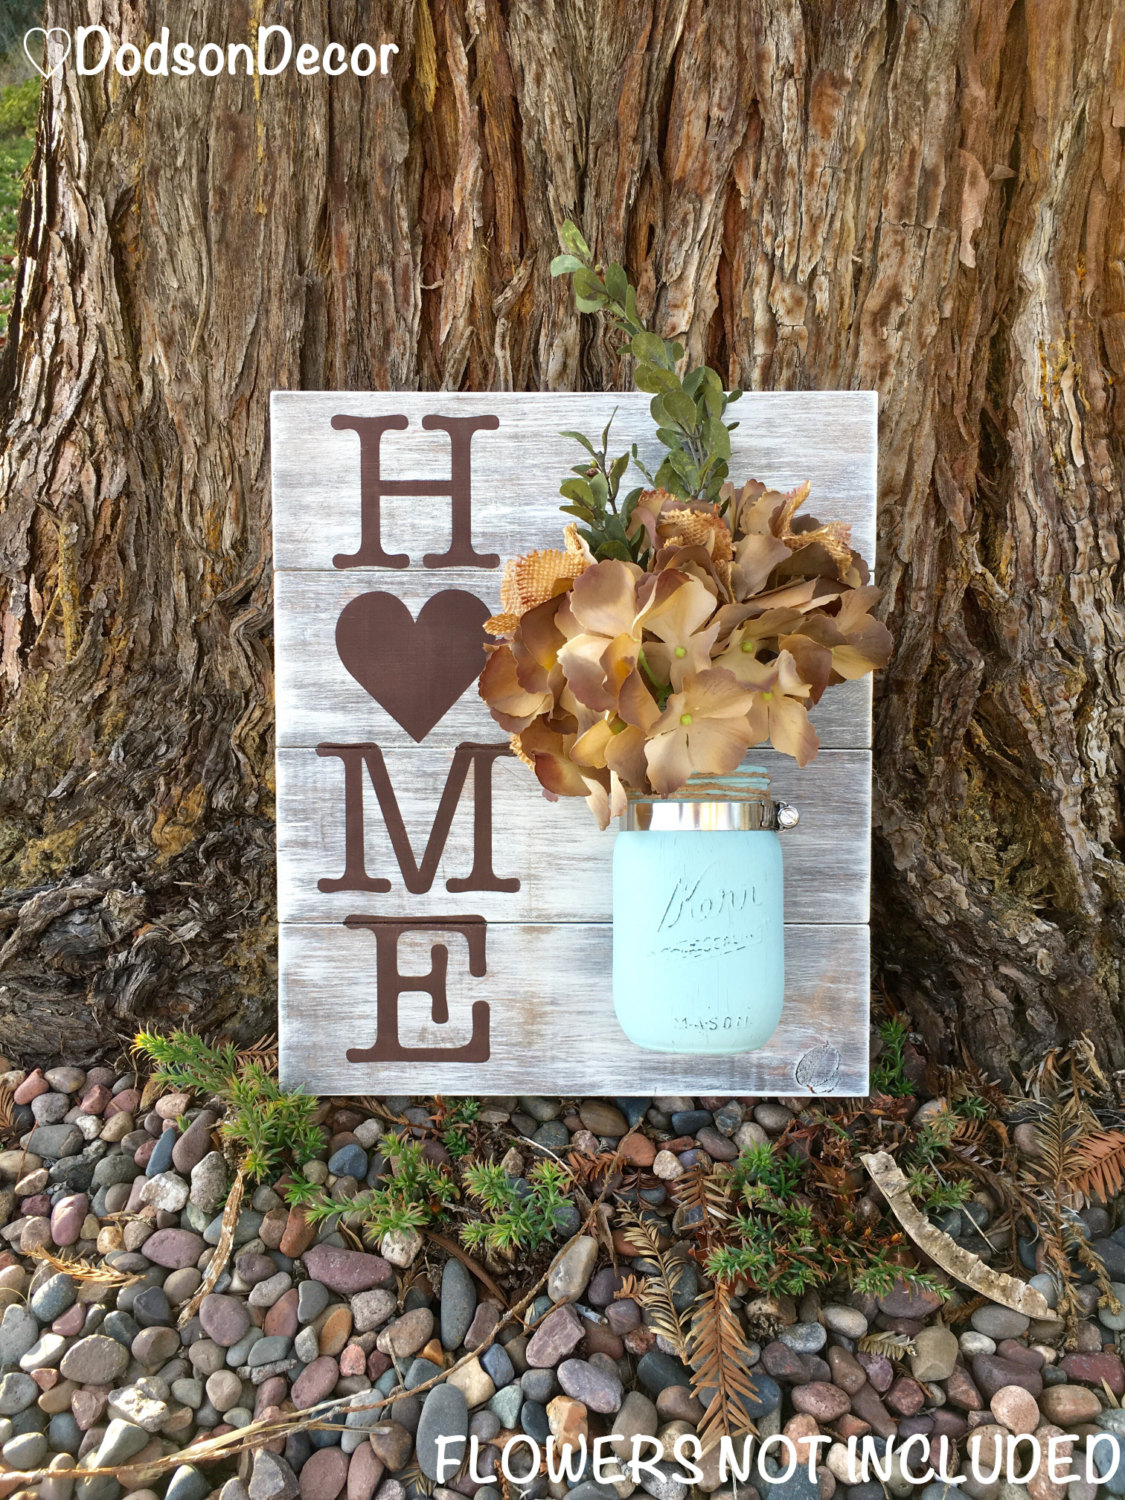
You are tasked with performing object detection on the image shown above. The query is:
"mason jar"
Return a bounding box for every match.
[612,767,797,1054]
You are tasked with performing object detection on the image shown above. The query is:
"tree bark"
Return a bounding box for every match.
[0,0,1121,1074]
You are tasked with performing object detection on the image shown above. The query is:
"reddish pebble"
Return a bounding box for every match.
[265,1288,300,1339]
[619,1133,656,1167]
[347,1444,384,1500]
[366,1350,391,1381]
[300,1446,348,1500]
[21,1194,50,1217]
[340,1343,367,1377]
[53,1303,87,1336]
[279,1205,316,1257]
[1061,1351,1125,1396]
[71,1387,109,1430]
[319,1305,354,1356]
[50,1193,89,1247]
[105,1088,141,1117]
[133,1138,158,1169]
[292,1355,341,1410]
[79,1084,111,1115]
[792,1382,851,1422]
[256,1404,288,1453]
[886,1375,927,1416]
[155,1092,192,1119]
[584,1322,624,1359]
[14,1070,49,1105]
[255,1378,290,1419]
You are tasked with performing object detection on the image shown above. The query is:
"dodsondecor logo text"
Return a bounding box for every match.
[24,26,399,81]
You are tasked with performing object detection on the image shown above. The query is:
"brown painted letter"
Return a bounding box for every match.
[330,413,501,569]
[315,741,520,895]
[343,916,490,1064]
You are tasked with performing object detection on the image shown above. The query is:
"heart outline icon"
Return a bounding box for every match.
[335,589,491,743]
[24,27,72,81]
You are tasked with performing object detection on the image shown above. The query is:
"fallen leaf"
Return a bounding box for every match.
[861,1150,1060,1321]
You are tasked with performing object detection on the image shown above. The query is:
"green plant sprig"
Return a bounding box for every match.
[551,220,743,532]
[705,1141,950,1304]
[285,1130,458,1240]
[461,1158,574,1254]
[133,1030,325,1183]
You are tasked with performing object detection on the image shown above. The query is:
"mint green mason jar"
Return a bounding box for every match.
[612,768,797,1054]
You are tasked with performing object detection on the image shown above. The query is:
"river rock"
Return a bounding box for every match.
[911,1325,959,1382]
[292,1356,341,1409]
[142,1228,206,1268]
[1039,1384,1103,1425]
[416,1384,469,1482]
[300,1447,348,1500]
[249,1451,301,1500]
[558,1358,623,1413]
[60,1334,130,1385]
[971,1306,1030,1341]
[791,1382,850,1421]
[547,1236,598,1303]
[525,1304,584,1367]
[440,1258,476,1349]
[303,1245,393,1294]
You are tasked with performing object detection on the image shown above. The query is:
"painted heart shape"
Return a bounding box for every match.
[335,589,491,742]
[24,27,72,80]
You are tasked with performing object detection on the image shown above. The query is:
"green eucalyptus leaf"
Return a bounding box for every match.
[605,262,628,305]
[631,330,669,366]
[707,415,732,460]
[560,429,597,456]
[560,477,595,508]
[550,253,584,277]
[668,447,699,487]
[662,390,699,430]
[558,221,591,259]
[572,267,606,302]
[633,363,680,395]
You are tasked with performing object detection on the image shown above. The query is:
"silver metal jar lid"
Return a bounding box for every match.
[622,798,798,832]
[621,766,799,832]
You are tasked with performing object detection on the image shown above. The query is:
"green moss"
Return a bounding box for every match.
[0,74,38,338]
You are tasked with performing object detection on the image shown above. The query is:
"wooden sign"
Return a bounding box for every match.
[272,391,877,1096]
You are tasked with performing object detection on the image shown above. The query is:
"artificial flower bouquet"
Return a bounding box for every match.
[479,225,892,826]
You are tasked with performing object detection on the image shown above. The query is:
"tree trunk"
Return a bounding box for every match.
[0,0,1121,1075]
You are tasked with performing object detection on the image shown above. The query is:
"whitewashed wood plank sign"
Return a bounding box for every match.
[271,391,877,1096]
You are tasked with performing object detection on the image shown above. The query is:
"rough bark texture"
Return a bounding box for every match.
[0,0,1122,1073]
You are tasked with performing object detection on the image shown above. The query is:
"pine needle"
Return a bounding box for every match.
[1070,1128,1125,1206]
[30,1245,143,1290]
[615,1205,690,1360]
[0,1082,19,1146]
[691,1280,759,1449]
[859,1330,917,1358]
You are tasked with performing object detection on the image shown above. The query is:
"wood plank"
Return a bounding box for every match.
[272,568,873,751]
[277,921,869,1096]
[275,747,871,926]
[270,391,878,571]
